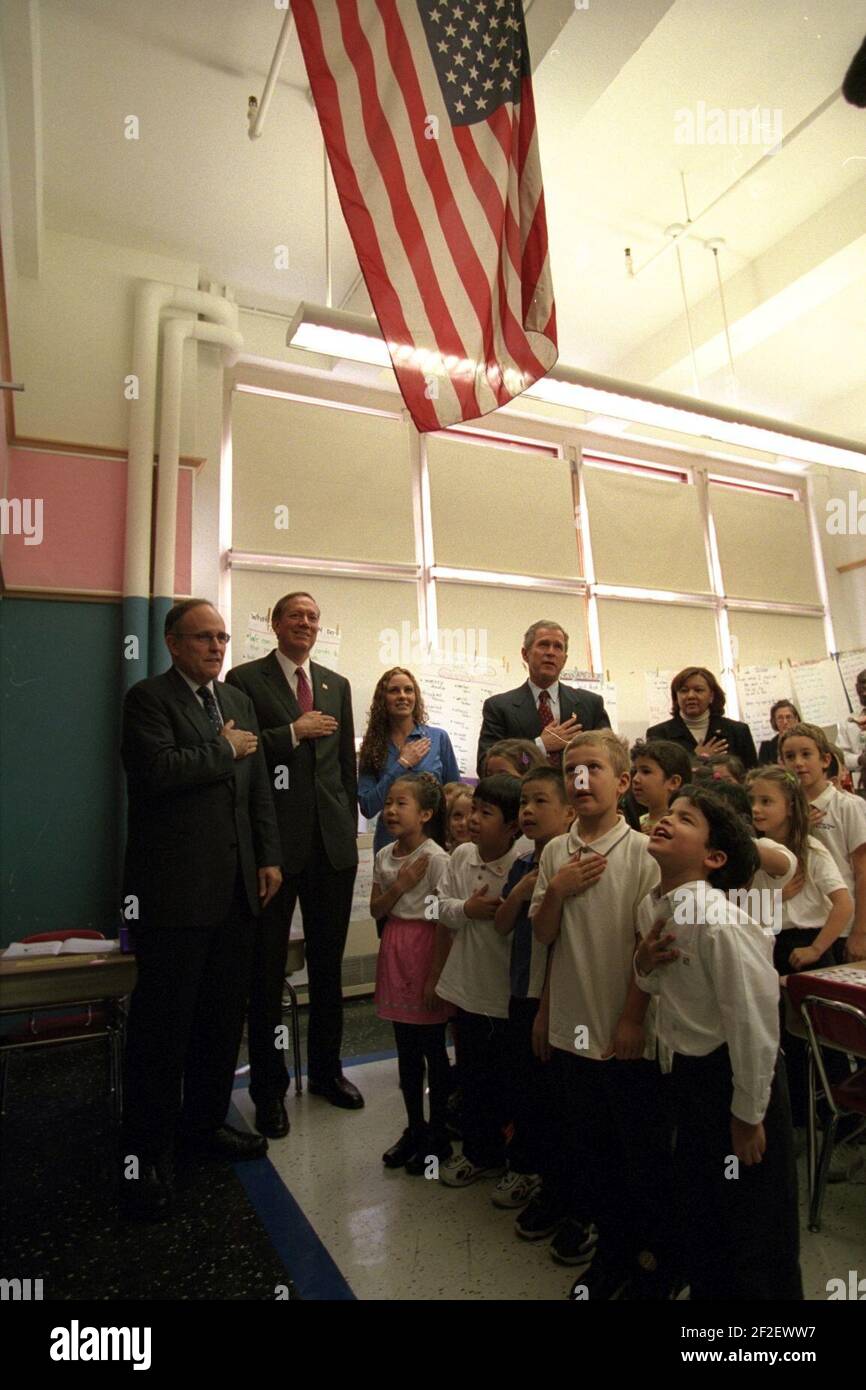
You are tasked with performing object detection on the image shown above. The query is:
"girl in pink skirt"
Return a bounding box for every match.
[370,772,454,1174]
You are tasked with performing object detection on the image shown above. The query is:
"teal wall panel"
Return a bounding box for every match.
[0,598,123,944]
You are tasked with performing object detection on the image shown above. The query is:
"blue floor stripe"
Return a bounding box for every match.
[232,1049,397,1091]
[228,1101,356,1302]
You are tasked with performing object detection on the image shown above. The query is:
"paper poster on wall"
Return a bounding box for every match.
[835,649,866,712]
[789,657,848,730]
[561,669,619,732]
[418,659,511,777]
[350,844,376,922]
[241,611,341,669]
[735,665,795,744]
[644,671,675,728]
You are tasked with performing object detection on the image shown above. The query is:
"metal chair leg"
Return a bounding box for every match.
[809,1114,839,1233]
[284,979,303,1095]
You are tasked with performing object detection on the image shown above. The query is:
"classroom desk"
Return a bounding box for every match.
[782,960,866,1059]
[0,951,137,1015]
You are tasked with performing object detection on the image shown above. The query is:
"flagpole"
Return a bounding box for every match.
[247,9,295,140]
[324,143,332,309]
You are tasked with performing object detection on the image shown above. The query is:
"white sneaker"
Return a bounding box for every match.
[491,1170,542,1209]
[438,1153,505,1187]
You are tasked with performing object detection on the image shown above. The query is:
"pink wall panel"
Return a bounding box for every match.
[1,447,194,596]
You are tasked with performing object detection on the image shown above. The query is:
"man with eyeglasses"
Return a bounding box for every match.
[227,590,362,1134]
[121,599,283,1220]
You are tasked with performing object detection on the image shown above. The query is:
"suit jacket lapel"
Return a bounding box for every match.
[263,649,301,721]
[311,661,337,715]
[169,666,217,743]
[513,682,538,731]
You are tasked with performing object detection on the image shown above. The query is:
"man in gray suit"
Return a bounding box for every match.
[227,592,361,1136]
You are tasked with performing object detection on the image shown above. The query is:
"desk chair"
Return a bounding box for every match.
[235,938,305,1096]
[800,995,866,1232]
[0,931,125,1127]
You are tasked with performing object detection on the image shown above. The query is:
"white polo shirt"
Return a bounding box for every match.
[529,817,659,1060]
[372,840,450,920]
[635,883,779,1125]
[808,784,866,937]
[435,841,520,1018]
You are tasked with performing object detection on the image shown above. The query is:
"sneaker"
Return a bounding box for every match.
[438,1153,505,1188]
[491,1170,542,1209]
[405,1130,453,1177]
[515,1192,567,1241]
[550,1218,599,1266]
[382,1128,420,1169]
[568,1248,631,1301]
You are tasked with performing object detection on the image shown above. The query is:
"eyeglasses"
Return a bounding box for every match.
[176,630,231,645]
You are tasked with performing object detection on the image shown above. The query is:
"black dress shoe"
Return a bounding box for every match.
[255,1099,290,1138]
[120,1158,175,1222]
[382,1128,420,1168]
[194,1125,269,1161]
[308,1075,365,1110]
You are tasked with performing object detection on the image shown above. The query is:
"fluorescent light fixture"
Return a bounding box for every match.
[287,303,866,473]
[585,415,631,436]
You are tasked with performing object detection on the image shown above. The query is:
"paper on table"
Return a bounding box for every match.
[736,665,795,745]
[790,657,849,729]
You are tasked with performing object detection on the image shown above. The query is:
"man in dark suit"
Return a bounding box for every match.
[226,591,361,1135]
[476,620,610,776]
[121,600,282,1220]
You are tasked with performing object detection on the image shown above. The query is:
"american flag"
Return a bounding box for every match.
[291,0,558,432]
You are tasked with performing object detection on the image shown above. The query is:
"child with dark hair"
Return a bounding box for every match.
[432,774,522,1186]
[631,739,693,834]
[494,767,572,1222]
[370,773,453,1173]
[707,753,747,784]
[635,788,803,1300]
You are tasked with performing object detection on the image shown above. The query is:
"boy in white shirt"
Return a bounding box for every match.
[433,774,521,1186]
[635,785,802,1301]
[531,730,670,1299]
[780,721,866,962]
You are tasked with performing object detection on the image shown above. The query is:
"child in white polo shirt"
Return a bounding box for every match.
[531,730,670,1299]
[780,721,866,962]
[432,773,521,1186]
[635,785,803,1301]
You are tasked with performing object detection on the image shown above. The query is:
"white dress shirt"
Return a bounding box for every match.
[836,711,866,786]
[635,882,780,1124]
[528,679,560,756]
[372,840,450,919]
[274,649,313,749]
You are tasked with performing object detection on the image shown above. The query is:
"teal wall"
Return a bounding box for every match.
[0,598,123,944]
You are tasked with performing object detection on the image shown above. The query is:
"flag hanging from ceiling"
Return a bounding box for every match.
[291,0,558,432]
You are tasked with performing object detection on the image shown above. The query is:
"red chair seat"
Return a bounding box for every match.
[829,1067,866,1117]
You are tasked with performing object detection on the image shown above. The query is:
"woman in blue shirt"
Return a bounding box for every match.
[358,667,461,853]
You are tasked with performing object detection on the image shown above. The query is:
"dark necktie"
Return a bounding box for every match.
[196,685,222,737]
[295,666,313,713]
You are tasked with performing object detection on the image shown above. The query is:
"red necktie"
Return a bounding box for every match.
[538,690,559,766]
[295,666,313,713]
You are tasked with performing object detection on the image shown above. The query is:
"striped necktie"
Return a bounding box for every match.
[197,685,222,736]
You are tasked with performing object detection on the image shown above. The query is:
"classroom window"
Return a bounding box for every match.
[232,390,414,564]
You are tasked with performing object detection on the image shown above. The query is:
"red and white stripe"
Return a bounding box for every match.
[292,0,558,431]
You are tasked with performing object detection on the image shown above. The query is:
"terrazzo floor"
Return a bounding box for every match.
[233,1048,866,1302]
[2,998,863,1301]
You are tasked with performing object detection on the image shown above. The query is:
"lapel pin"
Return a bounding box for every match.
[322,683,329,691]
